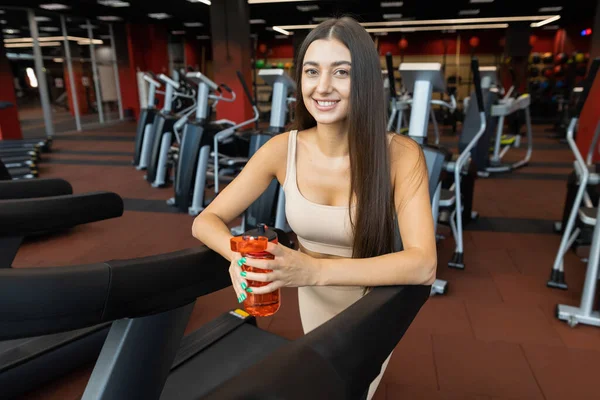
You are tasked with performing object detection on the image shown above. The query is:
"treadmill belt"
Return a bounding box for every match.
[160,323,289,399]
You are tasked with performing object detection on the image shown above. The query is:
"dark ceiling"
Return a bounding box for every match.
[0,0,593,41]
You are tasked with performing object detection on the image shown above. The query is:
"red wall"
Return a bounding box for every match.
[124,23,170,119]
[0,40,22,140]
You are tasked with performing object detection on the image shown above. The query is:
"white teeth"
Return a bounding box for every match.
[316,100,337,106]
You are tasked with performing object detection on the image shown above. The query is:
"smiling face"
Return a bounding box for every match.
[301,38,352,126]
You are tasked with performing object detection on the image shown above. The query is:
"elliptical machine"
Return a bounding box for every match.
[144,73,197,187]
[168,71,257,215]
[230,68,296,235]
[133,73,162,169]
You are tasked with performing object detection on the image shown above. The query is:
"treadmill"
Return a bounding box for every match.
[0,179,124,398]
[1,242,430,400]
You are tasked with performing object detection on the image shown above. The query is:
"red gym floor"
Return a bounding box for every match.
[12,121,600,400]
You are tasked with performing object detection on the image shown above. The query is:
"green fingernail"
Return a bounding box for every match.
[241,271,247,277]
[241,282,247,290]
[246,287,253,293]
[237,257,247,267]
[240,293,247,302]
[237,295,242,303]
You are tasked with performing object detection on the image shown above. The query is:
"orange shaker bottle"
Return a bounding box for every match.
[230,224,281,317]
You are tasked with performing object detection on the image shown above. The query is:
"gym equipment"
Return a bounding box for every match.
[231,68,296,234]
[169,70,257,215]
[133,72,162,168]
[0,240,429,399]
[143,73,197,186]
[399,59,486,269]
[555,59,600,329]
[0,159,38,180]
[0,180,124,399]
[385,54,456,144]
[482,67,533,174]
[137,74,195,184]
[398,62,446,145]
[443,60,486,269]
[548,58,600,291]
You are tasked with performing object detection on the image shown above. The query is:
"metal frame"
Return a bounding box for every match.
[27,9,54,138]
[109,24,124,121]
[60,15,82,132]
[87,19,104,124]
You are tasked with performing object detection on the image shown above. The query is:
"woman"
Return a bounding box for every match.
[192,17,437,399]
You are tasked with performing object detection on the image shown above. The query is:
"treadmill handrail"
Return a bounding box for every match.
[0,178,73,200]
[202,284,430,399]
[0,246,231,340]
[0,192,124,236]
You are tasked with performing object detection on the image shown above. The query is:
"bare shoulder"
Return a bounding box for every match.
[388,133,426,177]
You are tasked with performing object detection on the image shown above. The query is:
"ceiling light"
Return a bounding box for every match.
[0,10,4,14]
[184,22,203,27]
[148,13,172,20]
[40,3,70,10]
[3,36,102,44]
[383,14,403,19]
[5,41,61,48]
[35,16,51,22]
[172,30,185,35]
[374,32,388,36]
[197,35,210,40]
[531,15,561,27]
[187,0,211,4]
[381,1,403,6]
[98,16,122,21]
[459,9,480,15]
[53,57,63,62]
[250,19,266,24]
[272,26,291,35]
[1,20,7,25]
[297,5,319,11]
[366,23,508,33]
[470,0,493,2]
[248,0,317,3]
[539,6,562,12]
[3,29,19,34]
[97,0,130,7]
[39,27,60,32]
[277,15,558,30]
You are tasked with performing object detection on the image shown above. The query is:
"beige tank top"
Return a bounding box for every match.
[282,130,355,258]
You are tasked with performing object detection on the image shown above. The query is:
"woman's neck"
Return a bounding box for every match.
[313,121,349,158]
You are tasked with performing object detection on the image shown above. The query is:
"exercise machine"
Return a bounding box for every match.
[548,58,600,291]
[133,72,162,168]
[146,73,198,188]
[0,158,38,180]
[477,66,534,175]
[399,59,486,270]
[231,68,296,234]
[169,70,256,215]
[385,53,456,145]
[0,179,124,398]
[143,73,197,186]
[555,58,600,328]
[1,239,429,399]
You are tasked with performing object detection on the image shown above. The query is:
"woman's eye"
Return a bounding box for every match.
[304,69,318,76]
[335,69,349,77]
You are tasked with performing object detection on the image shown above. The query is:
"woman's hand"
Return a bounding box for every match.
[229,252,251,304]
[239,242,321,295]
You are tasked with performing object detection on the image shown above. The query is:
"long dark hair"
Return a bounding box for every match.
[293,17,395,259]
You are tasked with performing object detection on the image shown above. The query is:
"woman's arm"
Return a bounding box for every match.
[317,136,437,286]
[191,132,289,261]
